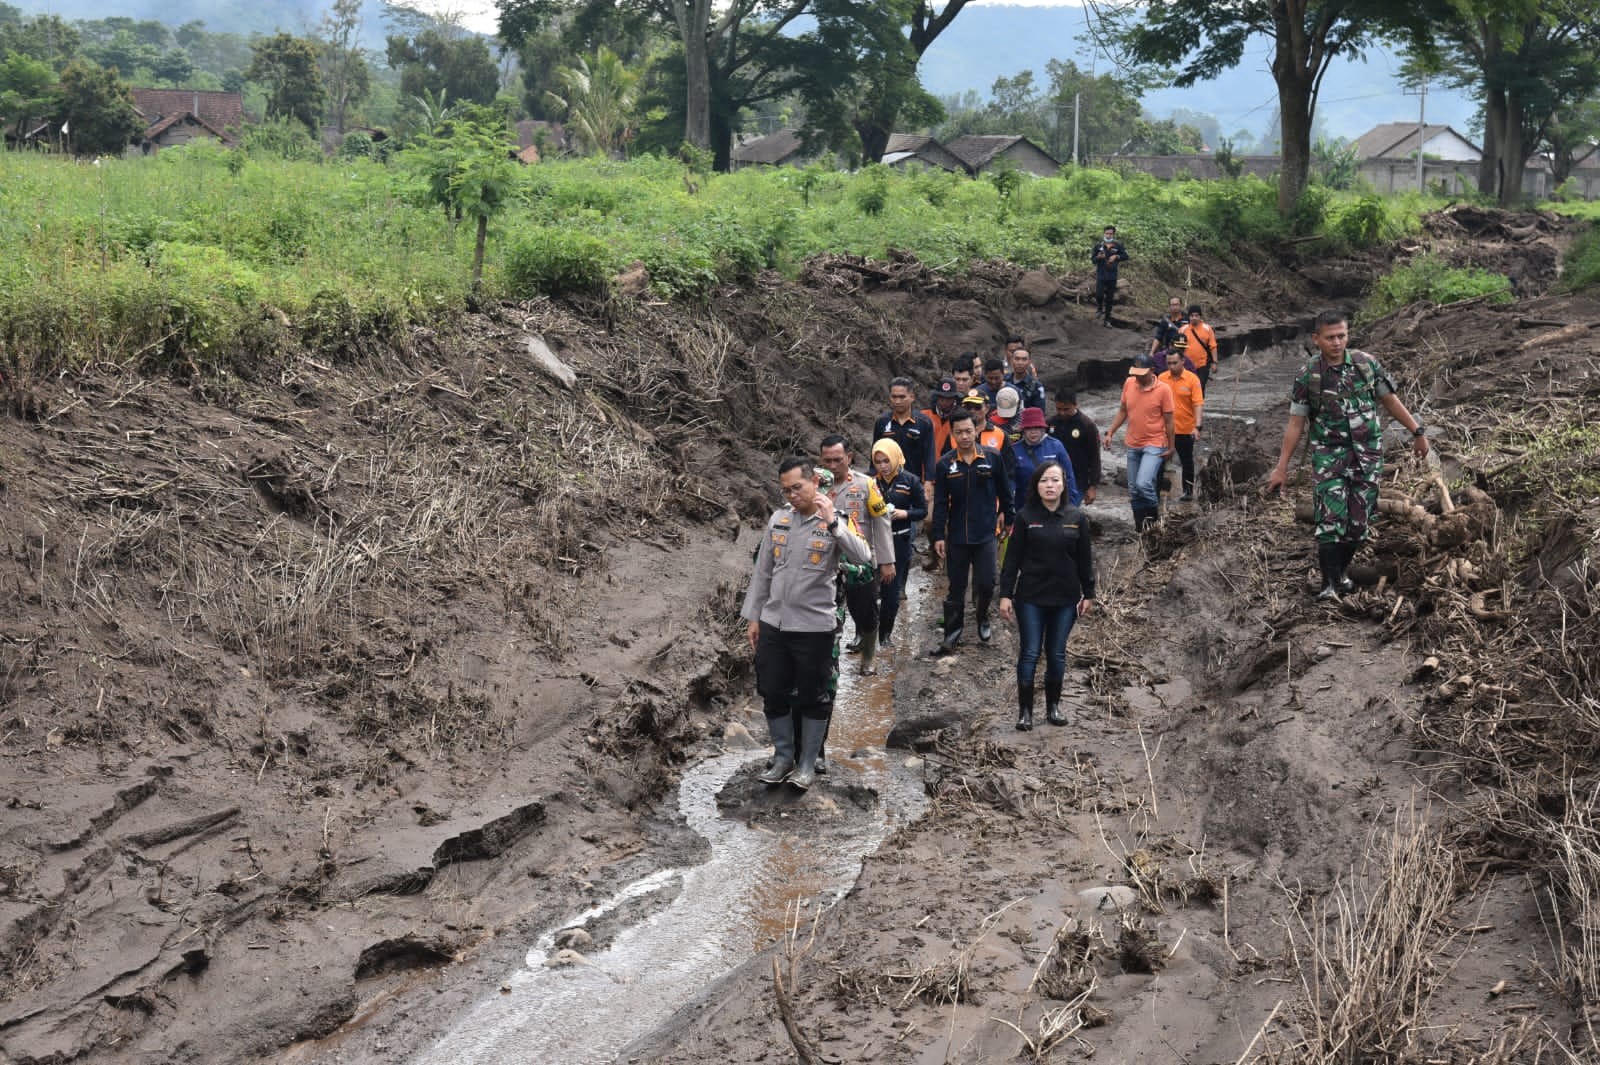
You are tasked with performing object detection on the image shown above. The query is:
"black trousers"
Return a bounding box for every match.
[943,540,997,631]
[878,531,912,638]
[843,577,880,640]
[1095,277,1118,317]
[1173,433,1196,493]
[755,623,834,721]
[1194,362,1210,393]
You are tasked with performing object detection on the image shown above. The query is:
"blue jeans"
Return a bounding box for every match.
[1015,601,1077,687]
[1127,445,1166,509]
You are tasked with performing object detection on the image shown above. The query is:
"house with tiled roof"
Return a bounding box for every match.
[1351,123,1479,162]
[942,134,1060,177]
[730,128,813,169]
[880,133,965,173]
[129,89,246,153]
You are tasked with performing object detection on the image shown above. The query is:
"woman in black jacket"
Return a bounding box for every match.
[998,461,1095,729]
[871,439,927,649]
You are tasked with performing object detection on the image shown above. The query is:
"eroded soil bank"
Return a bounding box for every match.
[3,208,1597,1064]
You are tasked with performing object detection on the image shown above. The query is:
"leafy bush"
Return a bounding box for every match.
[1332,195,1388,247]
[1560,224,1600,292]
[242,117,321,162]
[504,226,613,297]
[853,165,890,216]
[1367,254,1512,317]
[1288,185,1331,236]
[642,242,719,301]
[338,131,375,159]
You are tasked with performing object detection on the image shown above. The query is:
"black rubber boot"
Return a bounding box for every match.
[788,715,830,790]
[758,712,796,784]
[1316,542,1342,601]
[858,630,879,675]
[1045,677,1066,726]
[1336,541,1358,594]
[976,595,993,642]
[1015,683,1035,731]
[932,600,964,656]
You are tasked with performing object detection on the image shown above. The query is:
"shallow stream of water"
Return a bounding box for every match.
[410,578,932,1065]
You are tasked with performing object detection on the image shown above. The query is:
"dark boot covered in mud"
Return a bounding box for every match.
[1045,677,1066,726]
[1335,540,1358,594]
[758,712,796,784]
[932,598,964,656]
[788,714,830,790]
[1316,542,1343,601]
[1016,683,1035,731]
[858,629,878,675]
[976,594,993,642]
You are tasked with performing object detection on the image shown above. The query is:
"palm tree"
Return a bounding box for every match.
[543,47,640,159]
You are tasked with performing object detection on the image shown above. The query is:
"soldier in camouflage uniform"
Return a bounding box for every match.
[1267,310,1430,600]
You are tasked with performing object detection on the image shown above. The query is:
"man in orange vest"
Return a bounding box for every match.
[1182,304,1218,393]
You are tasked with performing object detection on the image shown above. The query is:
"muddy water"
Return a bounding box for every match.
[409,581,931,1064]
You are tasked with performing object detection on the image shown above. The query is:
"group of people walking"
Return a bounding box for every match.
[741,257,1432,787]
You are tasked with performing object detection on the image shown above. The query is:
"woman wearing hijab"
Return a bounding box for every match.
[998,461,1095,730]
[870,438,926,650]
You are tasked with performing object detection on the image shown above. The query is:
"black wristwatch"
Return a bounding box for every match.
[827,517,840,532]
[1412,424,1426,437]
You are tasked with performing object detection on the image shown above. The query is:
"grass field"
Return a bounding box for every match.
[0,146,1446,374]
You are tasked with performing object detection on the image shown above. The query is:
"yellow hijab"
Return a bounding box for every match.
[871,438,905,478]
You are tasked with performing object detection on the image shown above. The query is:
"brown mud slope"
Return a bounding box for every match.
[620,217,1600,1065]
[4,210,1596,1065]
[0,244,1250,1063]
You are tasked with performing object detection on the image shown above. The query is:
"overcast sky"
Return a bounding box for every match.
[428,0,1084,37]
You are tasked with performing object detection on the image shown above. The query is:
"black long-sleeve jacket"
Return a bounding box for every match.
[999,502,1095,606]
[931,445,1014,546]
[875,470,927,534]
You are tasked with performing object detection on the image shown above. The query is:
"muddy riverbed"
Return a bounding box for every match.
[4,210,1596,1064]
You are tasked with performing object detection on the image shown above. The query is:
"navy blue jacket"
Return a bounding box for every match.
[1005,372,1047,412]
[875,470,927,535]
[931,446,1015,546]
[873,411,937,482]
[1011,436,1079,506]
[1093,239,1128,280]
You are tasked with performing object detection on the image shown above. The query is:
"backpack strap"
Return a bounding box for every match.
[1303,350,1377,417]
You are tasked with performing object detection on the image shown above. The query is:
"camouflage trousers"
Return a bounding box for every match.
[1312,445,1381,544]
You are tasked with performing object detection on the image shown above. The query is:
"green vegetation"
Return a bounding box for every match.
[0,148,1446,377]
[1365,253,1514,318]
[1558,223,1600,292]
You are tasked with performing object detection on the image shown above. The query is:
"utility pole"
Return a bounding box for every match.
[1404,77,1428,192]
[1072,92,1080,167]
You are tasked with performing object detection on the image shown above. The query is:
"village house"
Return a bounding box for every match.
[942,134,1061,177]
[128,89,245,153]
[881,133,966,173]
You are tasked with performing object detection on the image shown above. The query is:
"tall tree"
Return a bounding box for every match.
[1098,0,1426,215]
[0,13,81,70]
[1404,0,1600,204]
[0,51,54,144]
[386,27,498,106]
[319,0,369,134]
[54,58,143,155]
[1045,59,1145,162]
[247,34,328,134]
[544,47,641,156]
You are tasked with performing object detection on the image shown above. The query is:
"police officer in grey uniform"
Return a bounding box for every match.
[820,434,896,675]
[743,456,873,789]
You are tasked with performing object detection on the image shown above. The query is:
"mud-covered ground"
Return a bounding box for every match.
[3,208,1597,1064]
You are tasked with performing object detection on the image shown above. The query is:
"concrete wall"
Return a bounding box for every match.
[1093,154,1593,200]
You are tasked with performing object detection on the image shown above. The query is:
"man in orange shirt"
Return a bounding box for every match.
[1102,354,1175,531]
[1182,304,1218,393]
[1162,351,1204,502]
